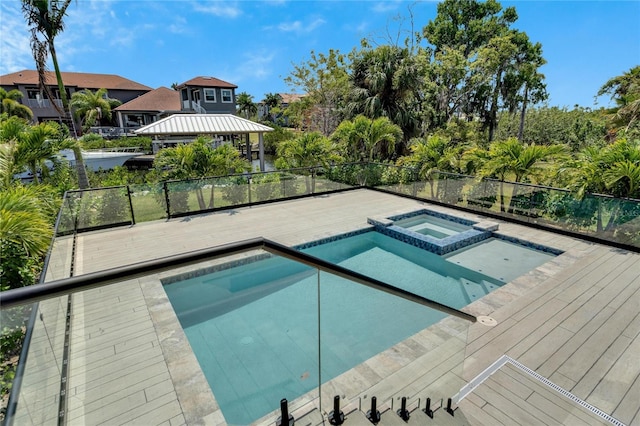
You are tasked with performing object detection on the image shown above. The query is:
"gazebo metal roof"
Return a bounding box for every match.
[133,114,273,136]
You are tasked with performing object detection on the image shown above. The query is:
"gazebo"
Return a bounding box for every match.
[134,114,274,171]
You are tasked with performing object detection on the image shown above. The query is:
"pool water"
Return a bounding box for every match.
[393,214,471,239]
[164,231,551,424]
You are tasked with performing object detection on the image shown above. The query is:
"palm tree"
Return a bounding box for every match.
[70,88,116,133]
[22,0,89,189]
[155,138,250,209]
[13,121,63,184]
[275,132,339,192]
[262,93,281,122]
[332,115,403,162]
[236,92,257,119]
[0,184,58,290]
[347,45,423,149]
[597,66,640,138]
[480,138,566,212]
[0,88,33,121]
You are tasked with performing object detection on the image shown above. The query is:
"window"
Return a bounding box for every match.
[204,88,216,103]
[221,89,233,103]
[26,87,40,99]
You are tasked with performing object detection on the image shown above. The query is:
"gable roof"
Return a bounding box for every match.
[134,114,273,135]
[177,76,237,89]
[0,70,152,91]
[114,87,181,112]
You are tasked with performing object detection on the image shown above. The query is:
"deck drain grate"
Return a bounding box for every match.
[456,355,626,426]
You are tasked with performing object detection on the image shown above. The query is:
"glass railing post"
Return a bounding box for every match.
[163,181,171,218]
[127,185,136,225]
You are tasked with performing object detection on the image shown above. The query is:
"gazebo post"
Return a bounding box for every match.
[245,134,251,162]
[258,133,265,172]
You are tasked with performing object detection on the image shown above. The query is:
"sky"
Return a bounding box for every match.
[1,0,639,109]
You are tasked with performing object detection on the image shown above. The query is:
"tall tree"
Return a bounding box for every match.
[236,92,257,119]
[70,88,118,133]
[262,93,281,122]
[597,66,640,137]
[346,45,423,150]
[22,0,89,189]
[0,88,33,121]
[285,49,350,135]
[422,0,546,142]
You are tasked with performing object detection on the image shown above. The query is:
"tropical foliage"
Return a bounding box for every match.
[70,88,121,132]
[331,115,403,162]
[22,0,89,189]
[236,92,257,119]
[0,89,33,121]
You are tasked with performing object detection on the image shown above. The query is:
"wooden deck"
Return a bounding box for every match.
[18,189,639,425]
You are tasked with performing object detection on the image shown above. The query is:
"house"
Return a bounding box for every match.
[176,76,237,115]
[257,93,306,123]
[113,86,182,130]
[0,70,152,125]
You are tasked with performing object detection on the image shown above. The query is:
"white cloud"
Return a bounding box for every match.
[232,49,276,82]
[372,1,402,13]
[277,18,326,34]
[192,1,242,18]
[0,2,34,74]
[169,17,188,34]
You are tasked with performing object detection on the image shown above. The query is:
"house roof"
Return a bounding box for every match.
[176,76,237,89]
[279,93,306,104]
[134,114,273,135]
[0,70,152,91]
[114,87,181,112]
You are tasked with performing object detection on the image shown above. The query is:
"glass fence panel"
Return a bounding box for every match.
[162,253,320,425]
[75,187,132,231]
[373,166,416,196]
[43,235,74,282]
[606,197,640,247]
[463,178,494,212]
[313,168,355,193]
[278,173,308,198]
[250,172,284,202]
[318,271,470,418]
[4,297,68,425]
[129,183,167,222]
[166,178,216,216]
[55,193,78,236]
[212,175,250,208]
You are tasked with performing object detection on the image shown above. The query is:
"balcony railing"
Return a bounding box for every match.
[53,163,640,251]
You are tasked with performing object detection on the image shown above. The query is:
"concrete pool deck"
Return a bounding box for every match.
[23,189,639,425]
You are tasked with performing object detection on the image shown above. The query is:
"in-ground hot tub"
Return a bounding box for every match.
[368,209,498,255]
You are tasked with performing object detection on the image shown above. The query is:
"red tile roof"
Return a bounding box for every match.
[114,87,181,112]
[0,70,152,91]
[177,76,237,89]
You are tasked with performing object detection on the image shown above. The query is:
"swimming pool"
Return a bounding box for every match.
[164,231,527,424]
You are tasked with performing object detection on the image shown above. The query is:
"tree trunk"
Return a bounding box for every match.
[518,84,529,141]
[488,68,504,142]
[72,146,90,189]
[51,42,89,189]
